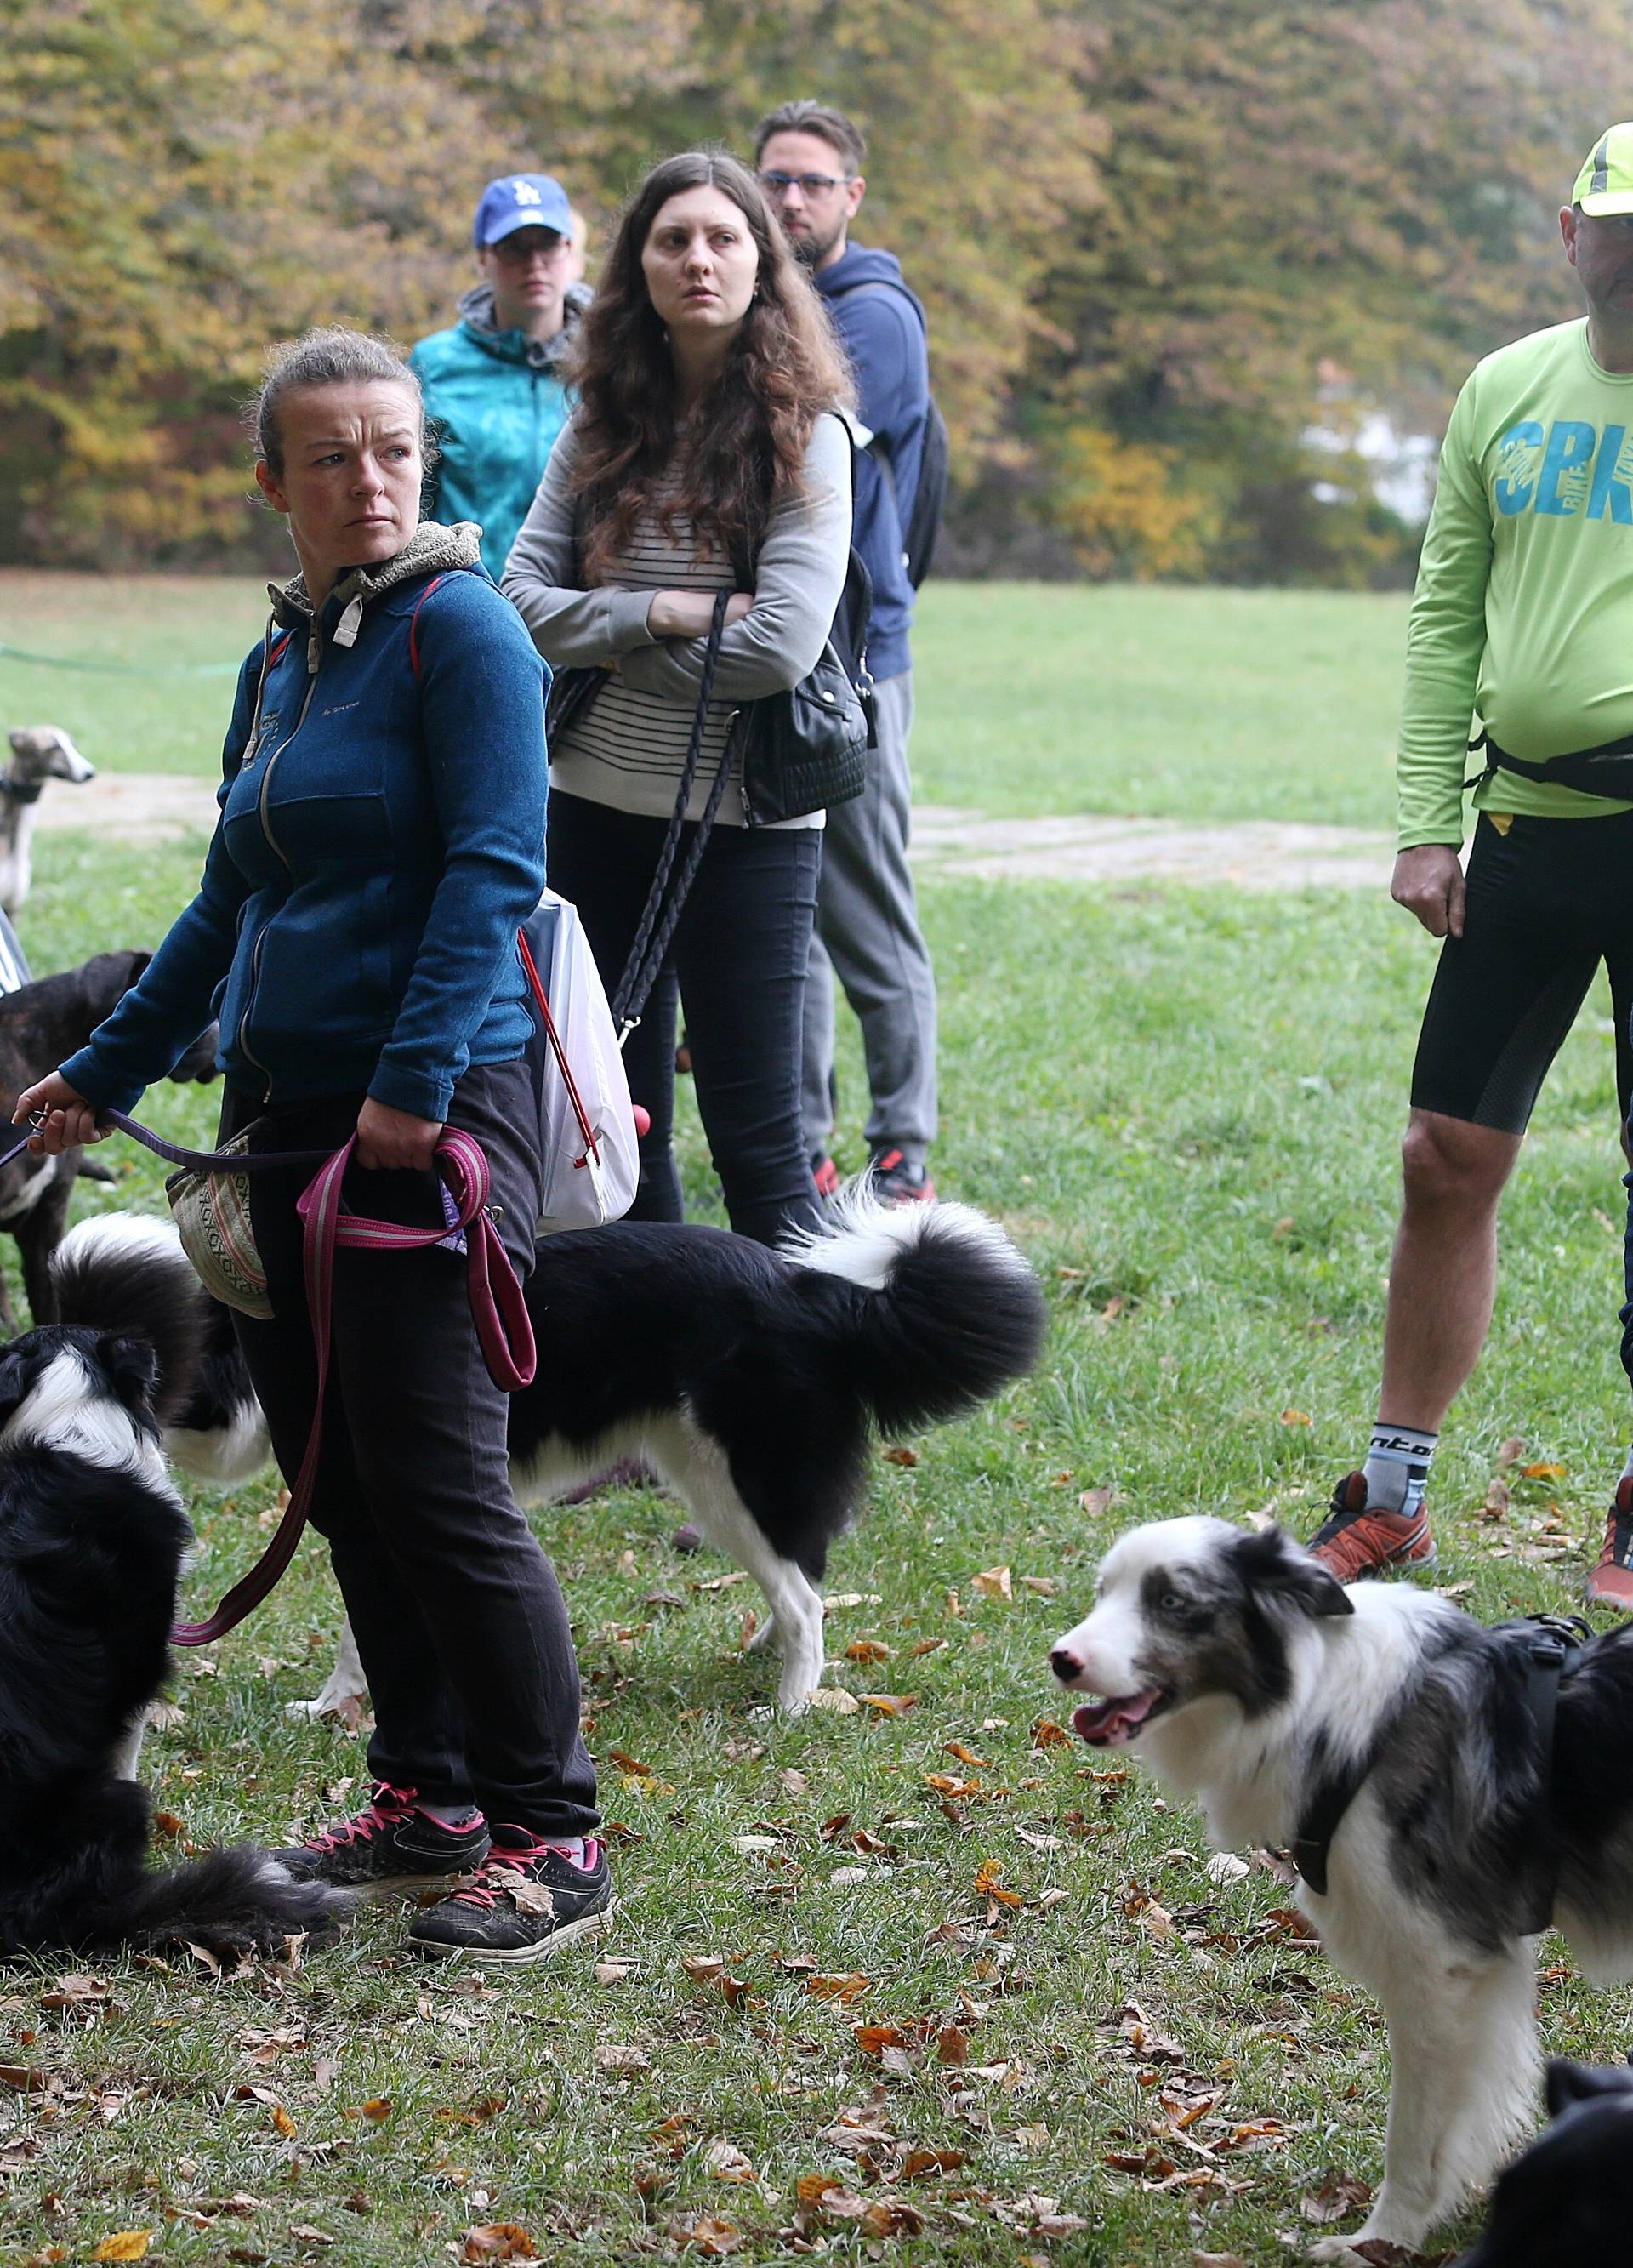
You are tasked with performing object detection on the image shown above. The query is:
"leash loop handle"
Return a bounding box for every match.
[169,1128,534,1647]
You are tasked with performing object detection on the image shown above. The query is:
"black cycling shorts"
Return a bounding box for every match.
[1410,808,1633,1136]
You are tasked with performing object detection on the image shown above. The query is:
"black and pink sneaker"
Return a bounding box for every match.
[407,1829,613,1963]
[274,1782,490,1897]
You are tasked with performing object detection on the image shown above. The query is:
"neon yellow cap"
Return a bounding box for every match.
[1573,124,1633,215]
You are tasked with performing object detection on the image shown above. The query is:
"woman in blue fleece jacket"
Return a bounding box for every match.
[16,327,611,1967]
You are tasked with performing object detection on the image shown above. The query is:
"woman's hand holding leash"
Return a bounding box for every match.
[355,1096,443,1171]
[14,1070,107,1154]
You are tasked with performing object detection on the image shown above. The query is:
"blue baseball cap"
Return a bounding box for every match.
[473,174,572,249]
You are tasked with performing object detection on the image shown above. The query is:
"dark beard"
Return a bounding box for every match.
[788,219,843,269]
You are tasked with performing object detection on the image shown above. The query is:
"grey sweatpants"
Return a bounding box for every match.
[801,668,938,1163]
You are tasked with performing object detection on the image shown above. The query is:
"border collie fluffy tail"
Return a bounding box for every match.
[0,1219,334,1957]
[777,1185,1048,1436]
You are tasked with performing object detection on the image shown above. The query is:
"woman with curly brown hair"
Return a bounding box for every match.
[504,149,854,1244]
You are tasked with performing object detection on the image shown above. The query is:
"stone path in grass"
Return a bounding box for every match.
[34,778,1397,890]
[908,805,1394,891]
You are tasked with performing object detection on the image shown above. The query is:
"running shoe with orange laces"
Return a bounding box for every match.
[869,1148,936,1205]
[1307,1471,1437,1581]
[1585,1476,1633,1610]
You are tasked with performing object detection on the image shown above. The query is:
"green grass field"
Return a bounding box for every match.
[1,572,1410,827]
[0,576,1622,2268]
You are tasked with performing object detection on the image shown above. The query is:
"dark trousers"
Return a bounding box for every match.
[546,789,825,1246]
[221,1061,598,1838]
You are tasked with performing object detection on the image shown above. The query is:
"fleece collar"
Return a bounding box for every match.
[456,280,589,370]
[268,521,483,629]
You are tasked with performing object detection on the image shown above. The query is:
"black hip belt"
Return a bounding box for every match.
[1468,727,1633,800]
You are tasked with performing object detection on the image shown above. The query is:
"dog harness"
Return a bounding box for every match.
[1291,1613,1590,1929]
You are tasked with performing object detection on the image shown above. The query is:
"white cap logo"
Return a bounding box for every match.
[513,180,543,205]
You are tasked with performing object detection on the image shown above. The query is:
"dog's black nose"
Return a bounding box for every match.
[1050,1647,1081,1684]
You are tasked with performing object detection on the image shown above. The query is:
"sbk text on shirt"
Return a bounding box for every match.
[1494,419,1633,521]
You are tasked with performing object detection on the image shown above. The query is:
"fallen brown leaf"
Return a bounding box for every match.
[861,2200,926,2237]
[1298,2170,1374,2225]
[881,1445,919,1467]
[805,1972,873,2003]
[845,1639,890,1663]
[902,2147,966,2177]
[1522,1462,1565,1480]
[93,2239,153,2264]
[1279,1408,1311,1427]
[971,1566,1013,1600]
[461,2226,537,2261]
[664,2215,742,2256]
[702,2139,757,2182]
[945,1742,991,1769]
[269,2103,297,2139]
[858,1693,916,1716]
[594,2043,648,2072]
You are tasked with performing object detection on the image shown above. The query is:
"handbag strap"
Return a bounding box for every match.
[608,588,734,1045]
[170,1127,535,1647]
[517,926,600,1167]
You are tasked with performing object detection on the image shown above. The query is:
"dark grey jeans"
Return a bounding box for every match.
[220,1061,599,1838]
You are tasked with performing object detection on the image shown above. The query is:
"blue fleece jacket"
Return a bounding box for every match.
[63,533,549,1124]
[814,245,930,682]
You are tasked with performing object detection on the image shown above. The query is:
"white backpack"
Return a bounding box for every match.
[517,892,640,1233]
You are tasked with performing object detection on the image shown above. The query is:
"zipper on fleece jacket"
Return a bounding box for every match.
[236,620,323,1093]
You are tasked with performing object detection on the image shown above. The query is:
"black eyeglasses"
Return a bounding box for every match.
[758,169,852,199]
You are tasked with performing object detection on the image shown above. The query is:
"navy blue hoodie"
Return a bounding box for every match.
[814,244,930,681]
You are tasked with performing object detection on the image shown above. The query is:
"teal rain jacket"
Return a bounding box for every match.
[411,282,589,582]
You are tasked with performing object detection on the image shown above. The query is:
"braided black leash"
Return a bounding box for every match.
[609,590,732,1045]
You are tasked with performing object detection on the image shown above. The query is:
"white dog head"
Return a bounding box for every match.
[1049,1516,1352,1747]
[6,727,95,785]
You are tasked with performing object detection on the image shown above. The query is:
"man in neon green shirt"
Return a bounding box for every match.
[1312,124,1633,1605]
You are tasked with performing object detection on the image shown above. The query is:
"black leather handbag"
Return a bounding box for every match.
[737,544,875,825]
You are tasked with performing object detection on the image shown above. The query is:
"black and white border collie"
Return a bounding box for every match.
[70,1188,1046,1713]
[1050,1516,1633,2260]
[0,1222,338,1958]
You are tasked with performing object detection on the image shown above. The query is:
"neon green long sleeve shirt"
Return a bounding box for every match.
[1397,316,1633,847]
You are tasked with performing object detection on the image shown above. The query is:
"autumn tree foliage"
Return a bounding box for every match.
[0,0,1626,577]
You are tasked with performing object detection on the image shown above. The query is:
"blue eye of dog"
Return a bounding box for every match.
[1158,1591,1186,1613]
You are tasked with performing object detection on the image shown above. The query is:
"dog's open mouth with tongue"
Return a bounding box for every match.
[1070,1687,1171,1747]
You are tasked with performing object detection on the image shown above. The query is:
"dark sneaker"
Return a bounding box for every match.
[868,1148,936,1205]
[407,1830,613,1964]
[274,1782,490,1898]
[811,1151,841,1200]
[1586,1476,1633,1610]
[1308,1471,1437,1581]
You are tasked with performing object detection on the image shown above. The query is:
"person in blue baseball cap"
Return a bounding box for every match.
[411,174,591,581]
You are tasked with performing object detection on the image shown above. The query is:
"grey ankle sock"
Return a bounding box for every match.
[416,1804,482,1831]
[1363,1423,1438,1518]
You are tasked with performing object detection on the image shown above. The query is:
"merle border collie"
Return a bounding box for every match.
[0,1228,339,1958]
[1050,1516,1633,2259]
[70,1188,1046,1712]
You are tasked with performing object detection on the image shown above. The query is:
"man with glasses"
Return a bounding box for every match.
[411,174,589,583]
[754,100,939,1206]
